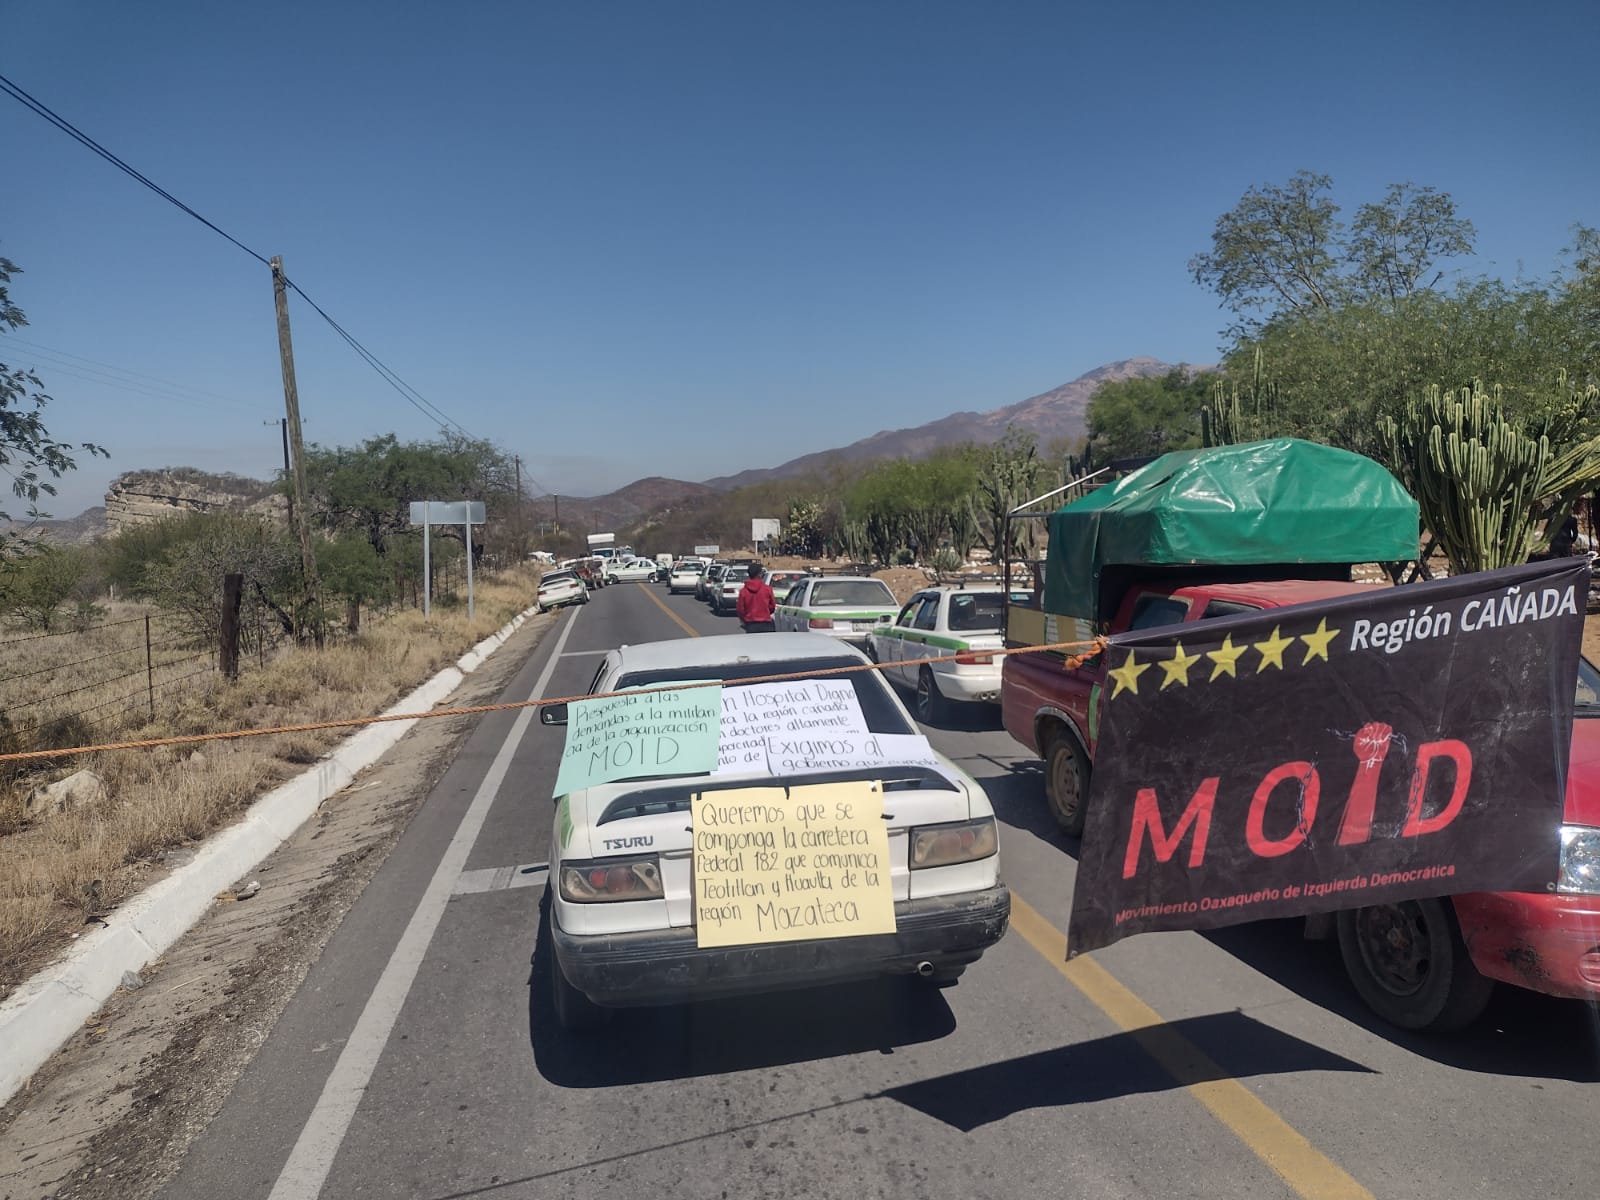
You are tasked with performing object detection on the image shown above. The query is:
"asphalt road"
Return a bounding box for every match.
[157,583,1600,1200]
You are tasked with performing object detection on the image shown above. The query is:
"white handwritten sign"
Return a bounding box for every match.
[715,680,869,775]
[764,731,945,775]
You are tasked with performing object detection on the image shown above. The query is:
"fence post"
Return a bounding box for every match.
[221,573,244,680]
[145,615,155,718]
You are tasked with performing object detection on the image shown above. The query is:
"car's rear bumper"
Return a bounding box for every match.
[932,663,1003,704]
[1455,891,1600,1000]
[552,886,1011,1007]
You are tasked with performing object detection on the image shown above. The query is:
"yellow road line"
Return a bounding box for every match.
[1008,894,1371,1200]
[636,583,702,638]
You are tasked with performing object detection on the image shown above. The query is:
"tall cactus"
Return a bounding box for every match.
[1376,381,1600,573]
[1203,346,1281,446]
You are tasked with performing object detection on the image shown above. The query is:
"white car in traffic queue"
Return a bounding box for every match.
[867,583,1030,722]
[774,575,899,646]
[606,557,658,584]
[536,569,589,613]
[710,564,757,615]
[696,561,730,602]
[667,560,706,594]
[539,632,1011,1030]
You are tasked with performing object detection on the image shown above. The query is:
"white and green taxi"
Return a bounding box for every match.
[539,632,1011,1031]
[867,583,1029,722]
[773,575,899,646]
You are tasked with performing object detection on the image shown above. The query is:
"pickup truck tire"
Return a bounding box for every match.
[551,949,613,1032]
[1043,728,1090,838]
[915,667,949,724]
[1335,899,1494,1032]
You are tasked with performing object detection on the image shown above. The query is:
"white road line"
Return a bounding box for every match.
[452,863,549,895]
[559,649,609,657]
[267,609,580,1200]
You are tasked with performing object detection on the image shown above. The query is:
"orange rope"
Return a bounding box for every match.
[0,636,1108,764]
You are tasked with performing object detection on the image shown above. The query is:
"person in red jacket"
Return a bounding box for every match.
[736,562,776,632]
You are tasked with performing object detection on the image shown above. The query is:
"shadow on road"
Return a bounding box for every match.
[528,907,958,1088]
[974,757,1075,849]
[1201,918,1600,1081]
[884,1010,1371,1131]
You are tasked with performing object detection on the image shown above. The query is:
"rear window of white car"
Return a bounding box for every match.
[947,592,1004,632]
[810,580,895,607]
[541,571,576,585]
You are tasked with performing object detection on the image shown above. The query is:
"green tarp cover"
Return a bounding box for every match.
[1042,438,1419,620]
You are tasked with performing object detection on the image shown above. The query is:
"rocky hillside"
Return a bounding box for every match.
[525,475,714,533]
[705,357,1208,490]
[104,469,286,534]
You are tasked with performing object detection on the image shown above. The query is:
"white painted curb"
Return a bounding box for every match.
[0,606,541,1106]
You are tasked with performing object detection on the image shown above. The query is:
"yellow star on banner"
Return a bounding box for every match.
[1254,626,1294,671]
[1107,650,1150,699]
[1299,617,1341,664]
[1158,642,1200,690]
[1206,634,1248,680]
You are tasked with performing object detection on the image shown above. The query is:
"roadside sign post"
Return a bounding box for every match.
[410,501,486,622]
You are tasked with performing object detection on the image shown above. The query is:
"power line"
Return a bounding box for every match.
[0,70,475,440]
[2,335,256,411]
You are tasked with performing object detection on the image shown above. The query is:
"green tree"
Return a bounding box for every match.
[1190,172,1474,331]
[303,433,516,555]
[1086,369,1215,462]
[142,513,299,646]
[1,544,89,631]
[316,532,393,632]
[0,256,107,545]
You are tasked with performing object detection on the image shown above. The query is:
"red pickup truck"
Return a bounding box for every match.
[1002,576,1600,1031]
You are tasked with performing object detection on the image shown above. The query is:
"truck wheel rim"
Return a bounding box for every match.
[917,673,934,716]
[1354,902,1430,997]
[1050,749,1081,823]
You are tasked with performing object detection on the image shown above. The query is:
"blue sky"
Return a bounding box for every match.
[4,0,1596,517]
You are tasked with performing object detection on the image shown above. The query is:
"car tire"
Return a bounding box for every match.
[551,947,613,1032]
[1335,899,1494,1032]
[1043,726,1090,838]
[915,667,949,725]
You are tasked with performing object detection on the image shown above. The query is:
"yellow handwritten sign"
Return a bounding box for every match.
[692,780,896,948]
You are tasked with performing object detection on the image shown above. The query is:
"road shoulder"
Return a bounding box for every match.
[0,611,555,1200]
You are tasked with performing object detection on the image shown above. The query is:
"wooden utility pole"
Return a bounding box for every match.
[263,417,293,528]
[270,256,323,647]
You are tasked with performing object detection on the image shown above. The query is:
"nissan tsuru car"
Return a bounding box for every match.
[540,632,1012,1030]
[535,569,588,613]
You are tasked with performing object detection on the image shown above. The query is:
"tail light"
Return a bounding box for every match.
[808,617,833,629]
[910,818,998,868]
[559,856,664,902]
[958,653,994,665]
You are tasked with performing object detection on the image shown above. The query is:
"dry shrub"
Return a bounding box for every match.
[0,566,538,997]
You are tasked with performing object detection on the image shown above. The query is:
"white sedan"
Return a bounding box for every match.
[667,560,706,593]
[773,576,899,645]
[536,569,588,612]
[868,584,1029,721]
[540,633,1011,1030]
[605,557,658,583]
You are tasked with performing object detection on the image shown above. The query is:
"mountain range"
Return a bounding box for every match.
[31,356,1198,539]
[538,356,1200,529]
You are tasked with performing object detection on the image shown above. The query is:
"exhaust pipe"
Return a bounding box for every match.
[915,961,935,978]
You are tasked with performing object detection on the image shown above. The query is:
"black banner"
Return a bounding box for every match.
[1066,558,1588,956]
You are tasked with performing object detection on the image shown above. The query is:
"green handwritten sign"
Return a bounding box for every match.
[553,681,723,795]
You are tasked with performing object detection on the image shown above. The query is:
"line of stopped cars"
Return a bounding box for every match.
[537,570,1034,1031]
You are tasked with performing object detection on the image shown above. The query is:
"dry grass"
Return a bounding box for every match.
[0,567,539,998]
